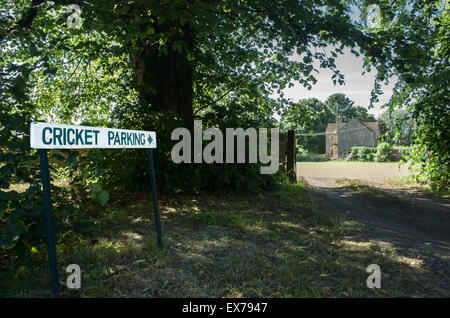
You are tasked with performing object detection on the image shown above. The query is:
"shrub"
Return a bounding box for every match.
[73,110,289,195]
[361,147,376,161]
[375,142,392,162]
[347,147,360,161]
[348,147,376,161]
[0,111,79,261]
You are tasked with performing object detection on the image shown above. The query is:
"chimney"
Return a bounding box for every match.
[336,116,342,130]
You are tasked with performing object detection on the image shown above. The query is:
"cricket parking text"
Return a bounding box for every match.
[30,122,156,149]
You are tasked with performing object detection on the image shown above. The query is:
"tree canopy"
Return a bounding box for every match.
[1,0,396,126]
[378,109,415,147]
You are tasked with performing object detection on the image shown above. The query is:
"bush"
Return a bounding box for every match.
[348,143,402,162]
[347,148,360,161]
[347,147,376,161]
[0,111,79,261]
[72,110,289,195]
[361,147,376,161]
[374,142,392,162]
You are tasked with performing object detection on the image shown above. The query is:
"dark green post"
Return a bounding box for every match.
[287,130,297,183]
[147,149,162,248]
[39,149,59,297]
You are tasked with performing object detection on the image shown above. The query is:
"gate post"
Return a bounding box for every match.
[286,130,297,183]
[147,149,163,249]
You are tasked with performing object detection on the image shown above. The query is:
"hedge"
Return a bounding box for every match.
[347,143,403,162]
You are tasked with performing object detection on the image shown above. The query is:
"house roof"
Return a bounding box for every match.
[325,119,380,138]
[325,123,337,133]
[363,121,380,138]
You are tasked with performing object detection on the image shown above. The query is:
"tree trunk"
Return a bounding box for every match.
[133,22,193,125]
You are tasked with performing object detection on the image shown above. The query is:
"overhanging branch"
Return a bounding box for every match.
[194,89,233,116]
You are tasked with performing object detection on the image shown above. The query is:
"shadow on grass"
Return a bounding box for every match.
[1,183,448,297]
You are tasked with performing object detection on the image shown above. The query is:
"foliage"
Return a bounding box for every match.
[395,146,412,158]
[325,93,354,117]
[374,142,392,162]
[89,109,287,195]
[1,0,390,122]
[0,110,80,260]
[344,106,376,122]
[356,0,449,191]
[347,146,377,162]
[325,93,375,121]
[88,183,109,205]
[348,143,396,162]
[280,98,334,154]
[378,110,415,146]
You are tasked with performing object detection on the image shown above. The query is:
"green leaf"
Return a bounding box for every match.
[95,190,109,205]
[88,183,109,205]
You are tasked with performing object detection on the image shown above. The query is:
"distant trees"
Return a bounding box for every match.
[325,93,354,118]
[280,98,334,154]
[325,94,375,122]
[344,106,376,122]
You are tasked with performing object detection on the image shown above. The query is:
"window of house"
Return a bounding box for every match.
[360,132,364,139]
[331,136,334,141]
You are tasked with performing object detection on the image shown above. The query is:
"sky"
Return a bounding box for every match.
[279,46,397,119]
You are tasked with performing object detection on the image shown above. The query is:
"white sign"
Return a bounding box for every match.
[30,122,157,149]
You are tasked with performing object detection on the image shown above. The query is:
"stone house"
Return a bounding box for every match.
[325,116,380,158]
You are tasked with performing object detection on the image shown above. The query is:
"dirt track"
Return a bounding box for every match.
[298,161,410,183]
[298,162,450,295]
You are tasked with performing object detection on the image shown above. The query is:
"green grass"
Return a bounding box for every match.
[336,178,401,201]
[1,179,446,297]
[336,178,450,207]
[296,152,328,162]
[386,175,450,197]
[385,175,421,187]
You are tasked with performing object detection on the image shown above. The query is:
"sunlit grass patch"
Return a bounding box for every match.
[385,175,422,188]
[336,178,401,201]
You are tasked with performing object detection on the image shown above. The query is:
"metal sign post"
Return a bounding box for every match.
[147,149,162,248]
[38,149,60,297]
[31,122,160,297]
